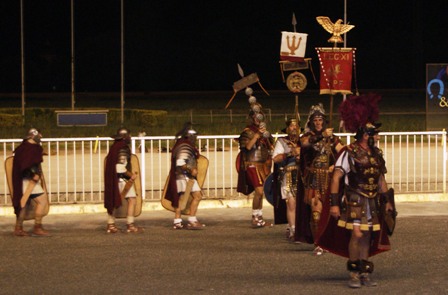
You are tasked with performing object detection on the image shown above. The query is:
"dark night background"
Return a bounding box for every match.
[0,0,447,93]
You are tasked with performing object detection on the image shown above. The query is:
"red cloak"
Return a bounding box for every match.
[12,140,44,216]
[104,139,129,215]
[164,139,199,208]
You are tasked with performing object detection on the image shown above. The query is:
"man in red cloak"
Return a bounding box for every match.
[12,128,49,236]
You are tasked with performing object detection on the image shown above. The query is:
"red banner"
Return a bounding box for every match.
[316,48,355,95]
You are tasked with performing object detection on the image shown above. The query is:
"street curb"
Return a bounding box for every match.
[1,194,447,216]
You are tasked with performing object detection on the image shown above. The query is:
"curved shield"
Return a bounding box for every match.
[161,155,209,215]
[107,154,142,218]
[263,173,275,206]
[4,156,50,220]
[196,155,209,188]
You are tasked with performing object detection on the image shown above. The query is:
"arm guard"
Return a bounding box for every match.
[329,192,342,206]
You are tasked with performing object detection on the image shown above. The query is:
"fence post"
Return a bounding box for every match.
[443,129,447,193]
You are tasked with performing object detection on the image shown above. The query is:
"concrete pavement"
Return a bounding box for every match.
[0,202,447,295]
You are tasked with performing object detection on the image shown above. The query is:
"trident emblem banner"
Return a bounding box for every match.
[280,31,308,62]
[316,47,355,95]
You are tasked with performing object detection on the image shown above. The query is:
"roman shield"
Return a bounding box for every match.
[4,156,50,220]
[161,155,209,215]
[263,173,275,206]
[107,154,143,218]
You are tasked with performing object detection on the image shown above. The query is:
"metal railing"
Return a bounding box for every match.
[1,131,446,206]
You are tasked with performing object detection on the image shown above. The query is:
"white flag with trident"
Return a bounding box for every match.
[280,31,308,62]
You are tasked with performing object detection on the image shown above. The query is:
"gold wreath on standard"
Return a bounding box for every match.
[286,71,307,93]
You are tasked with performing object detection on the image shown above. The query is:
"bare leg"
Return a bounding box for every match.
[252,187,264,210]
[125,197,143,233]
[349,226,363,261]
[347,226,363,288]
[358,230,376,286]
[359,231,371,260]
[251,186,271,227]
[286,197,296,228]
[173,206,184,229]
[127,197,135,216]
[33,194,50,236]
[186,191,204,229]
[310,197,322,241]
[14,208,29,236]
[106,212,118,233]
[188,191,202,216]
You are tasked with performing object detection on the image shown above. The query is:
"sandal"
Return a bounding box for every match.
[126,223,144,233]
[13,227,30,237]
[187,221,205,230]
[173,222,184,230]
[32,224,50,237]
[106,223,119,234]
[251,216,272,228]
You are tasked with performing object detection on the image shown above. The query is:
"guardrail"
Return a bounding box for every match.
[1,131,446,206]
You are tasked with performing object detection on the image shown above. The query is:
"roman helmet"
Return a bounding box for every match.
[26,128,42,143]
[339,93,382,141]
[304,103,327,133]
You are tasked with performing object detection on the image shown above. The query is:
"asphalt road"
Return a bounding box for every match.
[1,202,447,295]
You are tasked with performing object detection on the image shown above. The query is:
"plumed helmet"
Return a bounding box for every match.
[339,93,382,139]
[304,104,327,132]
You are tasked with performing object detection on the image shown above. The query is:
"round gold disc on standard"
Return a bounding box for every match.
[286,71,307,93]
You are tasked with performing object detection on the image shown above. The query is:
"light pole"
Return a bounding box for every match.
[71,0,75,110]
[120,0,125,124]
[20,0,25,118]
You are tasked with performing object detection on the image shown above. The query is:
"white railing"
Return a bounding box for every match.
[1,131,446,206]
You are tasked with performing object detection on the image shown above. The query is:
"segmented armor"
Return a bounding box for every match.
[346,144,386,198]
[172,142,198,181]
[301,131,341,199]
[239,128,271,163]
[337,142,387,231]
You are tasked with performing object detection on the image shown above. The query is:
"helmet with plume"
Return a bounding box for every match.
[304,103,327,133]
[339,93,382,139]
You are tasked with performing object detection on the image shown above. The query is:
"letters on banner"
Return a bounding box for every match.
[280,31,308,62]
[316,47,355,95]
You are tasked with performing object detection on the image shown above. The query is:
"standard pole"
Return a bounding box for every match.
[344,0,347,48]
[120,0,125,124]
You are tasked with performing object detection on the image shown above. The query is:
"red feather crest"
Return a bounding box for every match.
[339,93,381,133]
